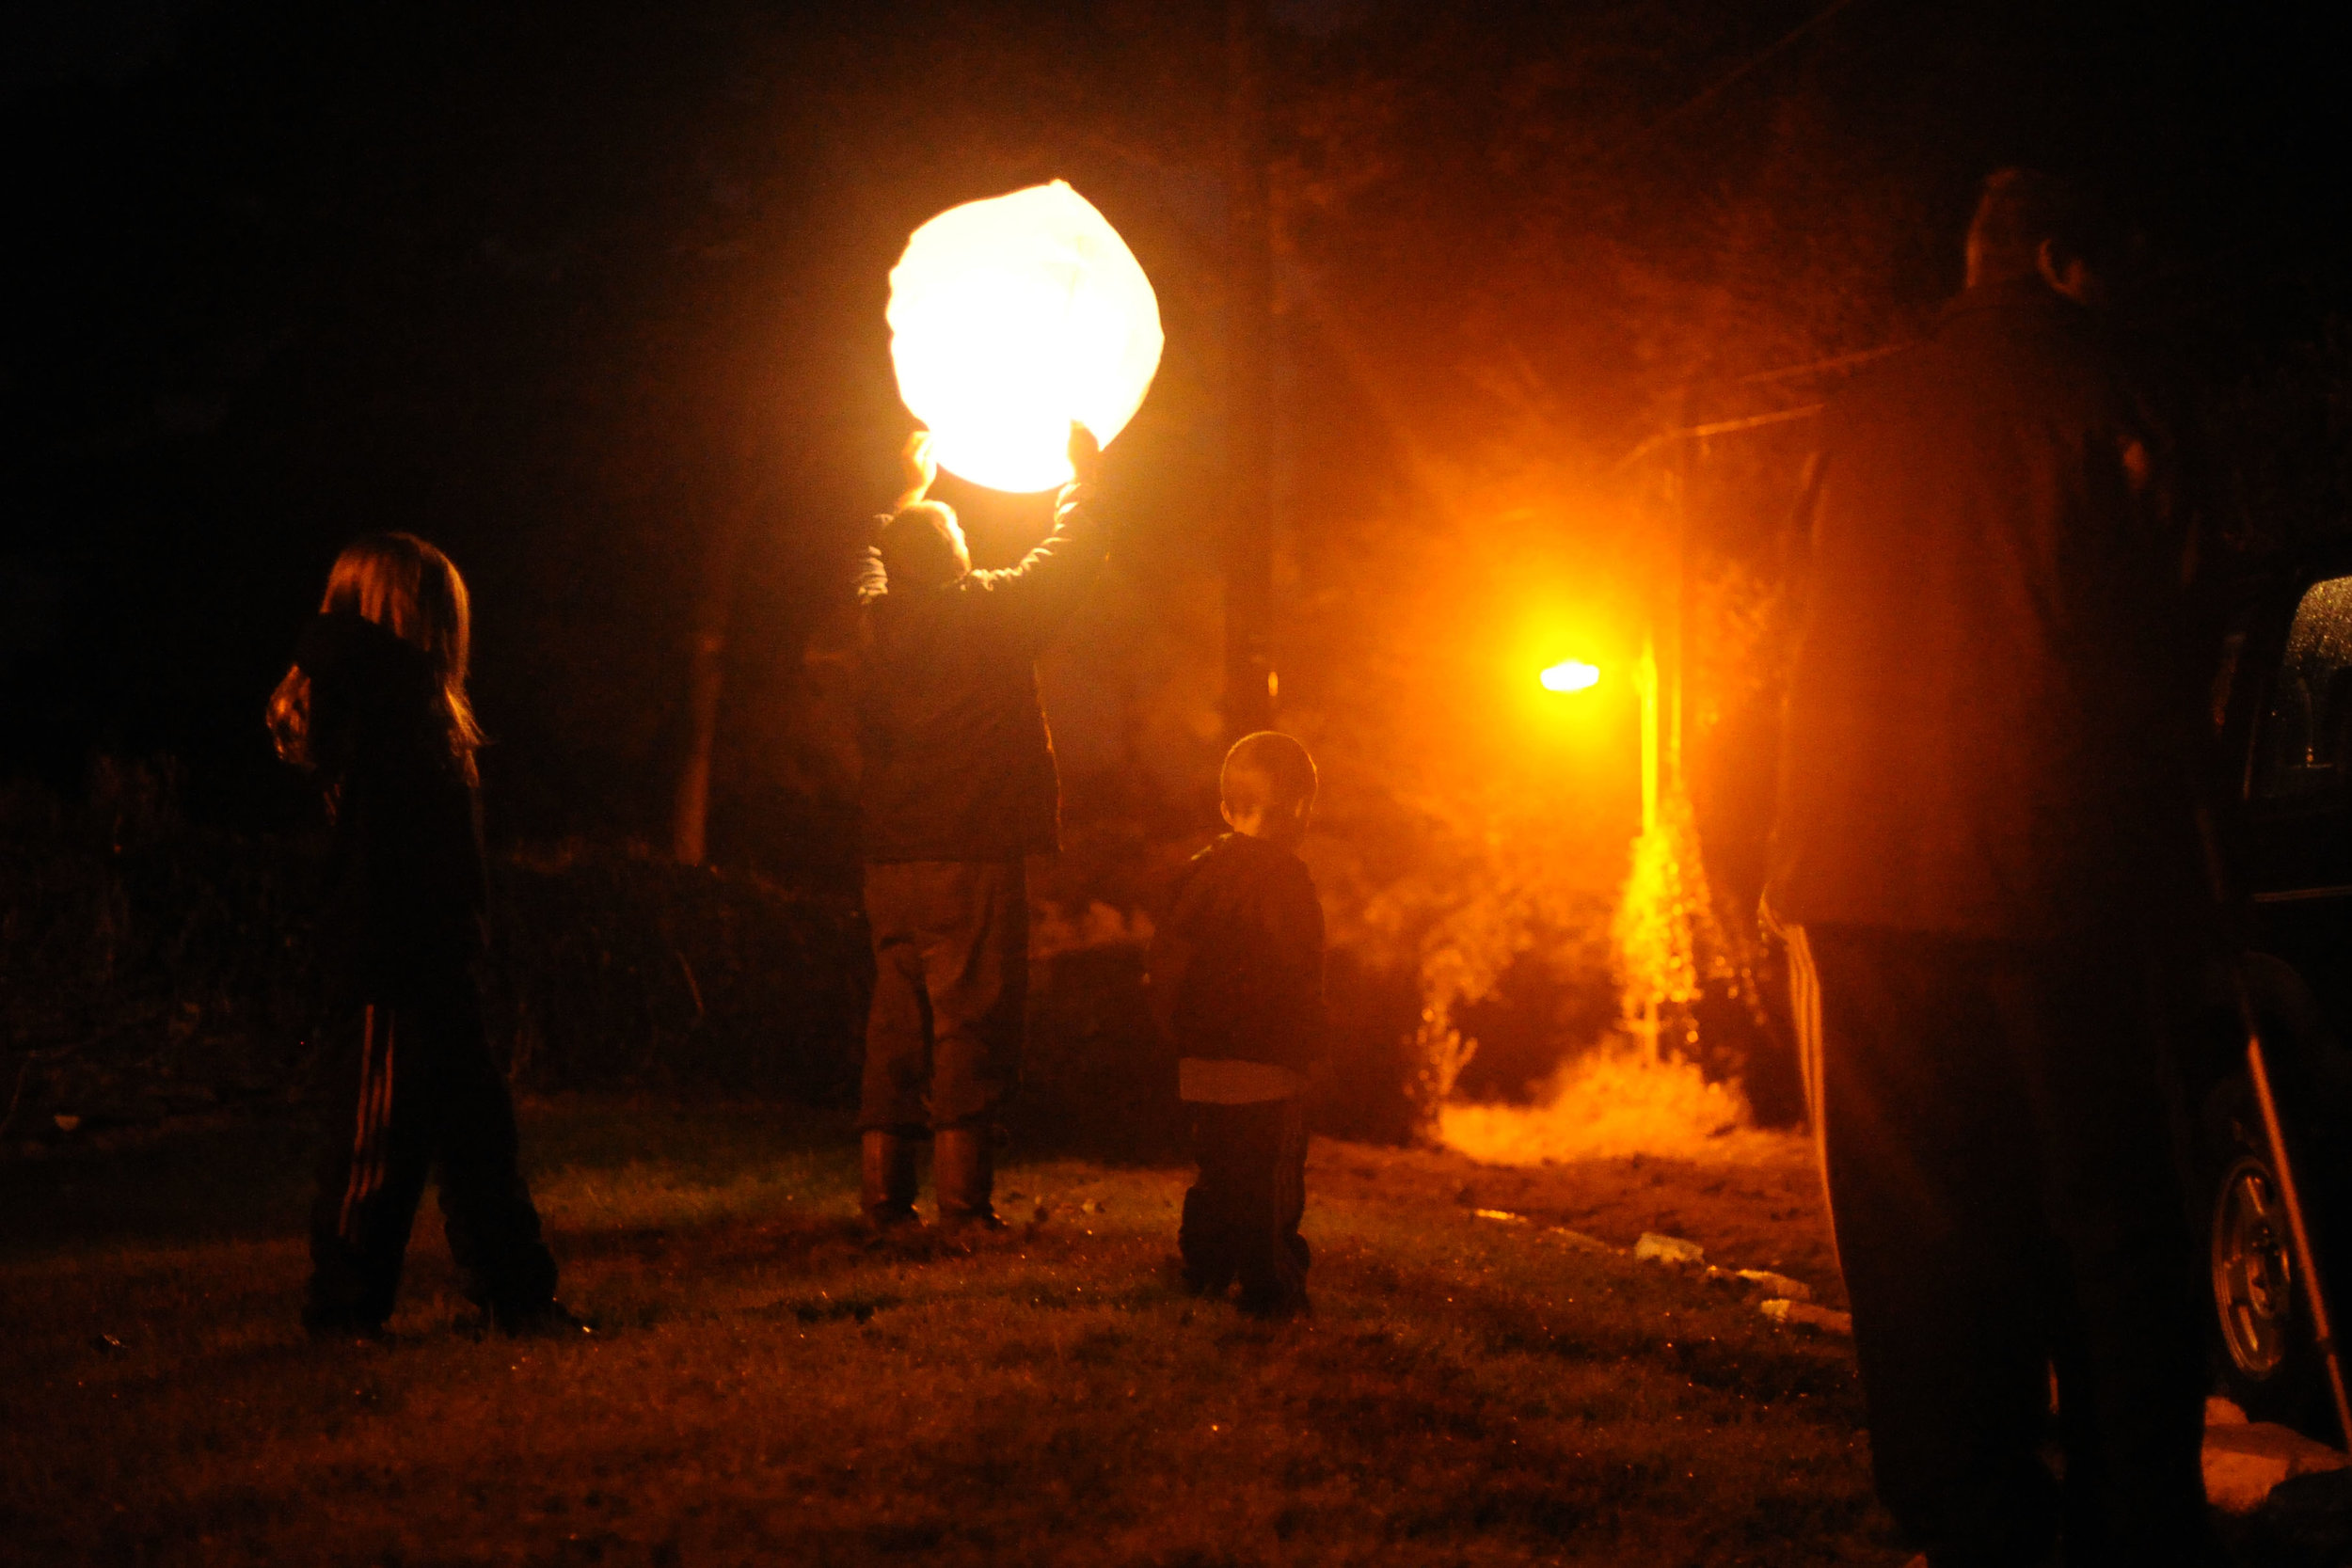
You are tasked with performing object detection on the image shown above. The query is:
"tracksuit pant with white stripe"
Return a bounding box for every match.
[306,985,556,1330]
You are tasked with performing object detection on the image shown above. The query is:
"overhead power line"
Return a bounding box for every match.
[1615,404,1824,470]
[1600,0,1881,166]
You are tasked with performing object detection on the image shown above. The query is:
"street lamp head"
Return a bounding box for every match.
[1539,660,1601,693]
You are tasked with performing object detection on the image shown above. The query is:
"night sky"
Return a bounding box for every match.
[6,0,2346,875]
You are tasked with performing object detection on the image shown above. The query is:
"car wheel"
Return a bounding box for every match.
[2202,1076,2329,1433]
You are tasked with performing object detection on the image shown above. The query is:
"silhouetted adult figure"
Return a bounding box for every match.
[852,423,1109,1231]
[1767,170,2221,1568]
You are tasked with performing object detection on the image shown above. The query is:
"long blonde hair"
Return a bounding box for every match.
[268,532,484,783]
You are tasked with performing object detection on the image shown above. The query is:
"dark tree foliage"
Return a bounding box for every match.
[6,0,2350,1134]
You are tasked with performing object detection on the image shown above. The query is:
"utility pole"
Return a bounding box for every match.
[1222,0,1275,741]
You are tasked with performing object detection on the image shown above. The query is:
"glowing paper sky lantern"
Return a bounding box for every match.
[887,182,1164,493]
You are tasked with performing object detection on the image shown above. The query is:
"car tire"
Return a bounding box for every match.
[2201,1073,2333,1435]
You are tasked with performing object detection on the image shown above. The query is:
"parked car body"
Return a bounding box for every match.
[2196,546,2352,1434]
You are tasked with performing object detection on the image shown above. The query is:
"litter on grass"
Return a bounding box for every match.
[1730,1268,1811,1302]
[1757,1298,1851,1335]
[1634,1232,1706,1266]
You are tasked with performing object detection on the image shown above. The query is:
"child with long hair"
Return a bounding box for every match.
[269,532,580,1340]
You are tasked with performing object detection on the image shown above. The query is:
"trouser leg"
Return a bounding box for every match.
[1277,1097,1311,1275]
[1995,947,2215,1568]
[1806,927,2062,1568]
[1181,1104,1243,1293]
[308,1004,434,1331]
[1232,1097,1309,1313]
[427,986,557,1316]
[859,860,1025,1225]
[932,1124,1001,1228]
[918,861,1027,1133]
[858,863,936,1136]
[861,1130,922,1228]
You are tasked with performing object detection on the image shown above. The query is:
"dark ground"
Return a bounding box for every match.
[0,1097,1883,1567]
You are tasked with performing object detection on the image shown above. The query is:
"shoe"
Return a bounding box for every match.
[861,1130,922,1230]
[933,1126,1004,1229]
[1236,1286,1310,1322]
[1173,1254,1234,1297]
[494,1299,594,1339]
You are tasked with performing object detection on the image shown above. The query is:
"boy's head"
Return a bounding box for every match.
[880,500,971,589]
[1220,731,1317,848]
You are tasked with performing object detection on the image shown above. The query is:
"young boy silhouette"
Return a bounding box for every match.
[1148,731,1324,1317]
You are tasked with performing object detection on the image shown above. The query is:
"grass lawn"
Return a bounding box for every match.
[0,1099,1890,1566]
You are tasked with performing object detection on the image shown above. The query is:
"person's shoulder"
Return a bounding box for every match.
[1224,832,1317,896]
[1188,832,1250,881]
[1816,335,1940,436]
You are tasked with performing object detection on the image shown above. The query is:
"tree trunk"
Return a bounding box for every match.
[671,489,759,866]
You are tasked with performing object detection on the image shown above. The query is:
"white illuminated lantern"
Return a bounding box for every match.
[887,182,1164,493]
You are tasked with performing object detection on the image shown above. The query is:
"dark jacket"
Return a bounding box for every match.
[291,612,487,1005]
[1767,277,2206,939]
[1149,832,1326,1071]
[854,490,1109,863]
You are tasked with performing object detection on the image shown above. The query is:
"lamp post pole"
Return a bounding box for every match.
[1635,632,1661,1059]
[1538,647,1662,1055]
[1635,632,1659,838]
[1223,0,1276,741]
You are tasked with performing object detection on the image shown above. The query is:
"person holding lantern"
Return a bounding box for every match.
[850,421,1110,1232]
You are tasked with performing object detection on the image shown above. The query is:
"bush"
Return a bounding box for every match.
[0,763,870,1143]
[0,759,1441,1157]
[488,846,866,1101]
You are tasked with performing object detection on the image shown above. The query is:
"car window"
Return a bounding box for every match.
[2253,574,2352,804]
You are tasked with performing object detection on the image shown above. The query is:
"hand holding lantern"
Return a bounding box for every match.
[897,429,939,511]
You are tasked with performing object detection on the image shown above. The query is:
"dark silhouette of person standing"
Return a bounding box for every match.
[270,533,580,1340]
[1768,170,2221,1567]
[852,423,1110,1230]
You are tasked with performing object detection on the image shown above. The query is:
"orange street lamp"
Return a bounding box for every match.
[1538,640,1658,834]
[1543,638,1666,1061]
[1537,659,1599,692]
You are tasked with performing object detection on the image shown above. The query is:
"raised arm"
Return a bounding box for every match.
[969,422,1113,637]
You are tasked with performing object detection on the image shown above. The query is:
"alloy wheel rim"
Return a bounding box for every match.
[2214,1153,2296,1381]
